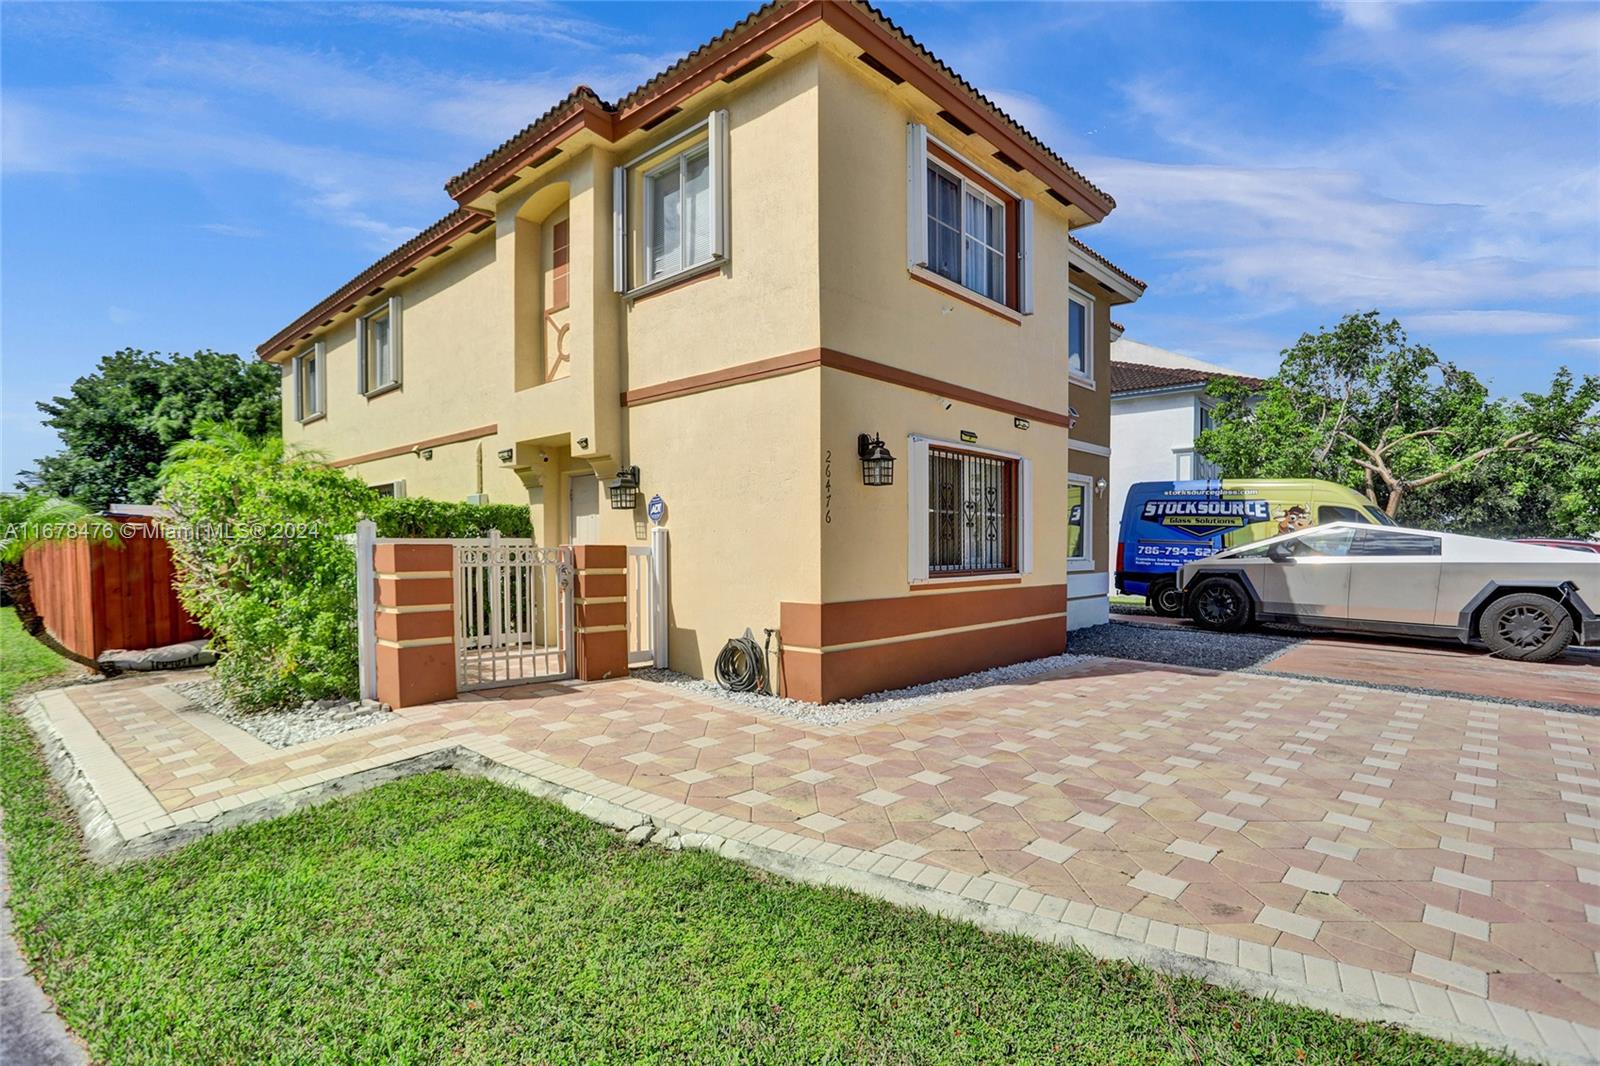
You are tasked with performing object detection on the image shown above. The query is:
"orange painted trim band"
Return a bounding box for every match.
[330,424,498,469]
[782,583,1067,650]
[622,347,1070,428]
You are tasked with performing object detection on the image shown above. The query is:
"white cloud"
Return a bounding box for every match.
[1405,310,1582,335]
[1554,337,1600,352]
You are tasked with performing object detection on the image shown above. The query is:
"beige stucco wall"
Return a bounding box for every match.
[625,371,822,676]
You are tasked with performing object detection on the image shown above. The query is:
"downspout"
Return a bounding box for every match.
[476,443,484,496]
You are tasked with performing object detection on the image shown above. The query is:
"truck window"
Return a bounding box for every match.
[1316,505,1368,525]
[1351,528,1441,557]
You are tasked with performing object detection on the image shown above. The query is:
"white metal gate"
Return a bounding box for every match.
[626,529,669,669]
[454,533,573,689]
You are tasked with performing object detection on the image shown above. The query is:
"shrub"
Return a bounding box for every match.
[160,429,377,711]
[372,497,533,538]
[159,427,537,712]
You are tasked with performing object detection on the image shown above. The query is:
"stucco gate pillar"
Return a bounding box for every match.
[374,542,459,708]
[573,544,629,681]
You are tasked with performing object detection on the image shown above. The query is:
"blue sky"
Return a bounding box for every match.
[3,1,1597,488]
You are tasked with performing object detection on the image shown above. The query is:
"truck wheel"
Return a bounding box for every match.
[1149,580,1183,617]
[1188,577,1252,632]
[1479,593,1573,662]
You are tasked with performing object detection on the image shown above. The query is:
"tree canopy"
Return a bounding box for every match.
[19,348,280,510]
[1197,312,1600,536]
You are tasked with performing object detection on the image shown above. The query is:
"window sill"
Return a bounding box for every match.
[1067,559,1096,573]
[362,382,402,400]
[297,412,325,425]
[1068,372,1096,390]
[908,266,1023,324]
[626,256,723,302]
[911,571,1022,588]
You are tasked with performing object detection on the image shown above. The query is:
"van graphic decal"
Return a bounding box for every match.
[1139,498,1271,539]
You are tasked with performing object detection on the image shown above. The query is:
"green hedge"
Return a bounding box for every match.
[159,429,535,711]
[371,497,532,538]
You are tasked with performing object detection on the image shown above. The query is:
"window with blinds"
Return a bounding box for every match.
[927,445,1018,574]
[925,157,1006,304]
[645,144,712,283]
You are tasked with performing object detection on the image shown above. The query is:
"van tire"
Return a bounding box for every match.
[1188,577,1252,632]
[1479,593,1573,662]
[1148,579,1183,617]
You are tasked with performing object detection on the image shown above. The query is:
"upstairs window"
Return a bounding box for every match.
[550,219,570,310]
[293,342,325,422]
[1068,287,1093,379]
[906,124,1033,316]
[645,145,712,282]
[358,296,402,396]
[926,159,1006,303]
[612,110,729,295]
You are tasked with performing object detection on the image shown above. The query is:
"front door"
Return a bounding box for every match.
[569,474,599,545]
[1256,525,1358,620]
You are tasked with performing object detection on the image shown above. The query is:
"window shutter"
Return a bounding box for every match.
[387,295,403,386]
[612,165,627,293]
[1019,458,1034,574]
[355,315,368,393]
[290,358,303,422]
[906,435,931,582]
[1018,199,1035,315]
[709,109,729,259]
[906,123,928,268]
[314,341,327,415]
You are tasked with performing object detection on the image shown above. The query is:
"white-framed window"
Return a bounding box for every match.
[644,143,712,283]
[357,295,402,396]
[1068,286,1094,382]
[293,341,325,422]
[370,479,406,498]
[926,158,1006,303]
[612,110,729,295]
[906,435,1034,582]
[1067,473,1093,569]
[906,124,1034,315]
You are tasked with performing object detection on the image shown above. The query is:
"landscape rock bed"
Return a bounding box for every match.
[169,680,393,748]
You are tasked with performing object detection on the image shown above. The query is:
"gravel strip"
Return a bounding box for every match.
[630,652,1096,726]
[1070,620,1301,672]
[169,680,395,748]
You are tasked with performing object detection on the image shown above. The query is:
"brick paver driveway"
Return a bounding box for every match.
[23,658,1600,1062]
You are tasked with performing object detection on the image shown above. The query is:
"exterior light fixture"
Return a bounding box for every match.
[857,433,896,486]
[419,448,434,461]
[1095,477,1108,496]
[1067,406,1080,431]
[497,448,515,463]
[609,466,641,509]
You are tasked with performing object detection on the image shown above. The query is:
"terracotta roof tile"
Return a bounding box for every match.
[1069,235,1146,292]
[1110,361,1265,395]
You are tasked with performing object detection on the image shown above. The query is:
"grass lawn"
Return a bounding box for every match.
[1110,594,1146,607]
[0,708,1514,1064]
[0,605,80,704]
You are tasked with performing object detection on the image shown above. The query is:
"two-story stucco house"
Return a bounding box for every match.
[260,0,1145,702]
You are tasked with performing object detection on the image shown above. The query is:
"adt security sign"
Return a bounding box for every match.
[647,494,667,525]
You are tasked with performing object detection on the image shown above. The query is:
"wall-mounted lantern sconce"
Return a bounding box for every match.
[1094,477,1108,496]
[857,433,896,486]
[609,466,641,509]
[497,448,515,464]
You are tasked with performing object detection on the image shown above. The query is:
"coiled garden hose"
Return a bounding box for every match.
[715,635,768,694]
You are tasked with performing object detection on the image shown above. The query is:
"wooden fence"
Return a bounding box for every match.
[23,518,203,659]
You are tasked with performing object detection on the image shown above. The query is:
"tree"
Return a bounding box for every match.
[20,349,280,510]
[1198,312,1600,530]
[0,492,119,673]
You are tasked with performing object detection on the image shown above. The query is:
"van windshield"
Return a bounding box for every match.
[1365,507,1396,526]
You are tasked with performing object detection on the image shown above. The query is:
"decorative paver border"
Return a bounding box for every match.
[18,688,1598,1066]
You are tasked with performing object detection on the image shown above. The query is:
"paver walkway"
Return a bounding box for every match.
[20,659,1600,1063]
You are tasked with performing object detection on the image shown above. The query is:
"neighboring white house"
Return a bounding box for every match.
[1107,334,1264,540]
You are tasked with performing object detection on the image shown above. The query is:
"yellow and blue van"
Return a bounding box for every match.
[1116,478,1394,615]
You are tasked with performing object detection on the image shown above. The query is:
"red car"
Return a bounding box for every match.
[1515,538,1600,554]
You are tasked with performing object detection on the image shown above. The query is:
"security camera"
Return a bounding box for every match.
[937,396,953,411]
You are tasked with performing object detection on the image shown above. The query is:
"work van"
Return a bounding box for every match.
[1115,479,1394,615]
